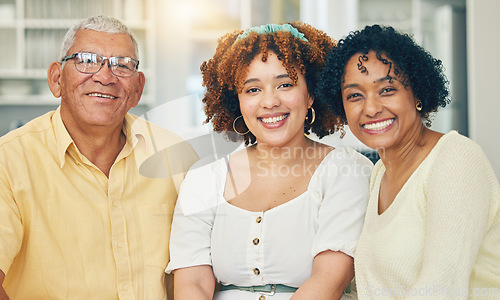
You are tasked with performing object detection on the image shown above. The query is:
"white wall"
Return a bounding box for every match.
[300,0,358,40]
[467,0,500,179]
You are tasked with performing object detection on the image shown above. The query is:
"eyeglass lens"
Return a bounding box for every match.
[75,53,137,77]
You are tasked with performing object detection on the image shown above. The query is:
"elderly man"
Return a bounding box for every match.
[0,16,198,299]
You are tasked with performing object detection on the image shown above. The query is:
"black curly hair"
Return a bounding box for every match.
[201,21,342,145]
[316,24,450,126]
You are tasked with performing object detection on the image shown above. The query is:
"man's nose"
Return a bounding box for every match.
[92,59,118,84]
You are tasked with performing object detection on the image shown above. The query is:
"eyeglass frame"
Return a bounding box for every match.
[61,52,140,78]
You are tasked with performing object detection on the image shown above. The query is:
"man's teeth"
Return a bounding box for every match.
[261,114,288,124]
[363,119,394,131]
[88,93,116,99]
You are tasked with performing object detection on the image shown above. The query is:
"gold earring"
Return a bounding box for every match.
[233,115,249,135]
[416,100,423,111]
[339,126,346,138]
[305,107,316,125]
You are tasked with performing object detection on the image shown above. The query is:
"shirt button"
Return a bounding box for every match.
[256,216,262,223]
[253,238,260,245]
[259,296,266,300]
[112,201,119,207]
[122,284,128,291]
[253,268,260,275]
[117,242,124,248]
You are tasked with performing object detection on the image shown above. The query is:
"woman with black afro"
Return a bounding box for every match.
[166,22,373,299]
[317,24,500,298]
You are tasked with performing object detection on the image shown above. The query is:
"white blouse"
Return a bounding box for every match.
[166,147,373,299]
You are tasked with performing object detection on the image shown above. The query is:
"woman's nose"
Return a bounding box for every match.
[363,94,382,117]
[260,90,280,108]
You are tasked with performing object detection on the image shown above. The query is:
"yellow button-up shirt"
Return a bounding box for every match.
[0,107,198,299]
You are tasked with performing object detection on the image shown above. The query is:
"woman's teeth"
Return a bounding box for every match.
[260,114,288,124]
[363,119,394,131]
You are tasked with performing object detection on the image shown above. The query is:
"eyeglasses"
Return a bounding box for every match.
[61,52,139,77]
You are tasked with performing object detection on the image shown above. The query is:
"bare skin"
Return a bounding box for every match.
[378,126,442,214]
[225,140,331,212]
[342,51,443,214]
[0,270,9,300]
[174,52,354,300]
[47,29,145,177]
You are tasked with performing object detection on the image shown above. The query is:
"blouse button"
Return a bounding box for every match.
[259,296,266,300]
[253,268,260,275]
[256,216,262,223]
[253,238,260,245]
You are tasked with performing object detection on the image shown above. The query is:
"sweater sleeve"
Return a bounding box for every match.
[410,135,497,299]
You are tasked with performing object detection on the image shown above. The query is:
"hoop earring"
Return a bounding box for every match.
[233,115,249,135]
[339,126,346,138]
[416,100,423,112]
[305,107,316,125]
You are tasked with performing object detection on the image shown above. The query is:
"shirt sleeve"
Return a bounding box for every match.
[312,147,373,258]
[165,158,222,273]
[410,135,499,298]
[0,164,23,274]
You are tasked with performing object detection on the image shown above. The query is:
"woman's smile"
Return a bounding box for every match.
[259,113,289,124]
[238,52,312,148]
[361,118,395,133]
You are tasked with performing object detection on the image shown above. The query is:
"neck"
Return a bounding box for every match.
[63,119,126,177]
[254,136,315,163]
[378,124,430,176]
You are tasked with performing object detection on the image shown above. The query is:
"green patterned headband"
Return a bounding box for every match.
[236,24,309,42]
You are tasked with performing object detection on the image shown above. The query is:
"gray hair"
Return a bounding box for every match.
[59,15,139,62]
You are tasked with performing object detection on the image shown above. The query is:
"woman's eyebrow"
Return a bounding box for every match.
[243,73,289,85]
[374,76,393,83]
[275,73,289,79]
[342,83,358,90]
[243,78,259,85]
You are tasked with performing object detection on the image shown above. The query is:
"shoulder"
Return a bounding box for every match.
[128,113,199,163]
[315,147,373,191]
[426,131,499,199]
[127,114,193,148]
[313,147,372,220]
[0,112,55,169]
[128,114,200,185]
[0,112,55,180]
[182,155,227,190]
[176,156,226,215]
[430,131,492,174]
[0,111,54,149]
[321,146,374,174]
[435,131,482,155]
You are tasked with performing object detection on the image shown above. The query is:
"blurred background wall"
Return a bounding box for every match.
[0,0,498,178]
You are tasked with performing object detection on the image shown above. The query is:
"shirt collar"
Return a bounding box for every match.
[120,113,145,159]
[53,107,74,168]
[53,107,146,168]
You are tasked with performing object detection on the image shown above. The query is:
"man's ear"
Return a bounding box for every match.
[131,71,146,107]
[47,61,62,98]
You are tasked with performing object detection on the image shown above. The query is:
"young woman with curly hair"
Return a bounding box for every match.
[317,24,500,299]
[166,22,373,300]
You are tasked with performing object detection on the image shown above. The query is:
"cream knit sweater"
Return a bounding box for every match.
[355,131,500,299]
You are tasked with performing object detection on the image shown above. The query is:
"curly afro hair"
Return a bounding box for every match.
[316,24,450,127]
[201,21,342,145]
